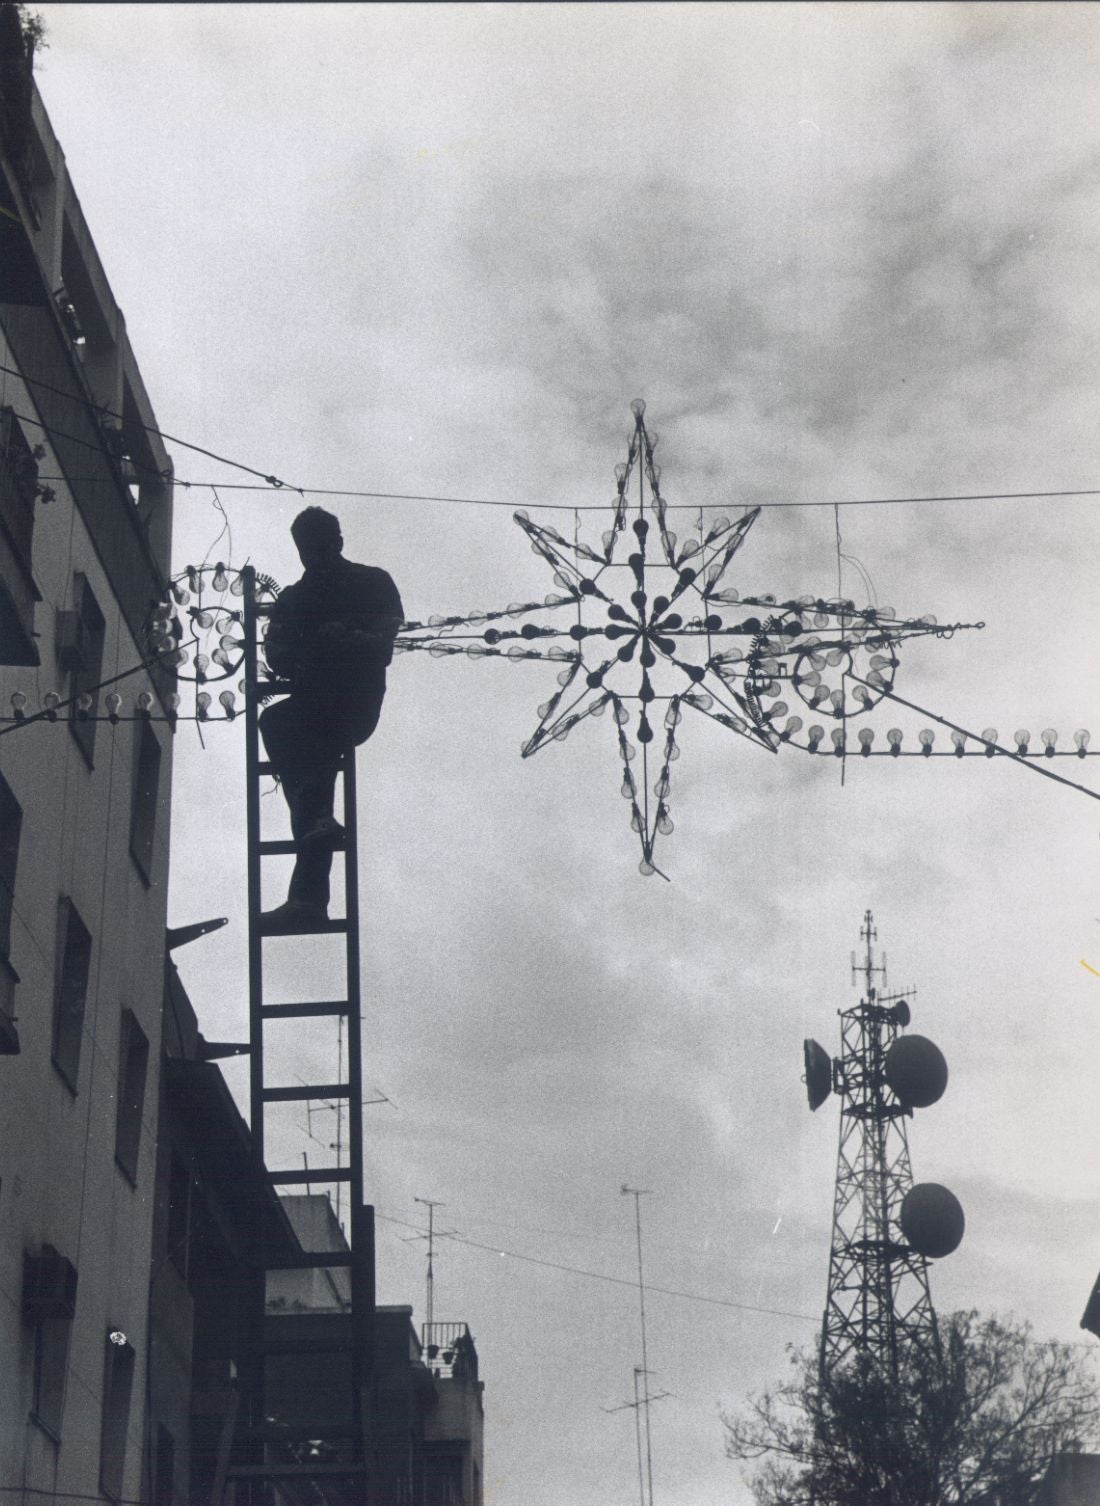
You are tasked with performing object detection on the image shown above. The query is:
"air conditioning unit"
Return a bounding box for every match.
[55,609,86,671]
[23,1245,78,1319]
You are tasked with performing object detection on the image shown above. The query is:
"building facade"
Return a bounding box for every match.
[0,7,176,1502]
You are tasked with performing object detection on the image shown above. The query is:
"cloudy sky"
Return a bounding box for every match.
[33,4,1100,1502]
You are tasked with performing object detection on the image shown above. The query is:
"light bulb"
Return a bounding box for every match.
[1040,727,1057,757]
[919,728,935,754]
[1014,729,1030,753]
[951,731,966,757]
[807,724,825,751]
[1074,729,1090,756]
[105,693,122,721]
[782,715,803,740]
[630,398,646,418]
[229,573,245,597]
[194,610,214,630]
[212,563,229,592]
[830,727,846,752]
[981,728,998,756]
[858,728,874,753]
[219,689,237,719]
[44,691,61,721]
[886,727,903,754]
[137,691,154,715]
[166,693,180,711]
[10,691,26,720]
[196,692,212,720]
[172,584,190,607]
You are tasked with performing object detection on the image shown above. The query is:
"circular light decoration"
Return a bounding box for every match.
[395,404,982,875]
[900,1182,965,1258]
[145,563,280,719]
[884,1033,948,1108]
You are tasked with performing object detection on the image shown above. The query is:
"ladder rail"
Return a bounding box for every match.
[238,565,373,1492]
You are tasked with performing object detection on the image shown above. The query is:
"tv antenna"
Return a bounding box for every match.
[621,1186,657,1506]
[411,1196,449,1329]
[603,1366,671,1506]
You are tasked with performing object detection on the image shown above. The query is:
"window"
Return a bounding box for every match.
[0,405,42,666]
[129,718,162,883]
[100,1331,136,1500]
[114,1010,149,1184]
[0,773,22,1049]
[32,1317,72,1439]
[67,573,106,768]
[0,771,21,956]
[52,897,92,1092]
[23,1244,78,1440]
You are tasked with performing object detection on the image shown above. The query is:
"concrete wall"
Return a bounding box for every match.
[0,43,175,1506]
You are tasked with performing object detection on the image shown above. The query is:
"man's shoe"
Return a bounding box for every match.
[259,899,329,935]
[300,816,347,850]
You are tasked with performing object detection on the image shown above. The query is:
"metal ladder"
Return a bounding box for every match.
[228,565,374,1504]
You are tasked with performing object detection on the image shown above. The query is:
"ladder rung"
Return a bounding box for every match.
[262,1083,351,1103]
[269,1165,353,1185]
[261,1000,350,1020]
[257,837,346,856]
[267,1250,354,1270]
[257,756,350,778]
[258,915,348,937]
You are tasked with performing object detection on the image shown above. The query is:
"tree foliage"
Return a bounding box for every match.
[724,1310,1100,1506]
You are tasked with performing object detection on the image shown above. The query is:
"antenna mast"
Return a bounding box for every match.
[621,1186,656,1506]
[812,911,962,1381]
[414,1196,444,1329]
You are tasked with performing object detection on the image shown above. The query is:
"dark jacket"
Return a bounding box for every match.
[264,557,404,694]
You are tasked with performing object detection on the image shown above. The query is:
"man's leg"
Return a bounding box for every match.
[259,696,341,919]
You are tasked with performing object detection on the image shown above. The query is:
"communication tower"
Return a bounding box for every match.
[803,911,964,1380]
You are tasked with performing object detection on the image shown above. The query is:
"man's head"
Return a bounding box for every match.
[291,506,343,571]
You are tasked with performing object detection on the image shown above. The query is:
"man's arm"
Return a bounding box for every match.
[262,591,302,679]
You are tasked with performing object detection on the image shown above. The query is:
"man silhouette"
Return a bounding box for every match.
[259,507,403,932]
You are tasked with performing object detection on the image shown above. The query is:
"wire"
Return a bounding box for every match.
[0,361,300,490]
[160,479,1100,513]
[374,1211,817,1325]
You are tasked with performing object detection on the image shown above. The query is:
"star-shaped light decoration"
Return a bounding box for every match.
[398,401,983,876]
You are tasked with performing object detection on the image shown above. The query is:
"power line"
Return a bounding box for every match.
[0,361,301,490]
[8,358,1096,517]
[163,480,1100,513]
[374,1211,817,1325]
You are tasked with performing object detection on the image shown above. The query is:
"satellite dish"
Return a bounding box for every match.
[901,1182,965,1258]
[884,1034,947,1107]
[890,999,911,1028]
[803,1039,832,1112]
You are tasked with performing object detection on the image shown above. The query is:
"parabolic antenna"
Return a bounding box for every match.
[803,1039,832,1112]
[890,999,911,1028]
[901,1182,965,1258]
[884,1034,947,1108]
